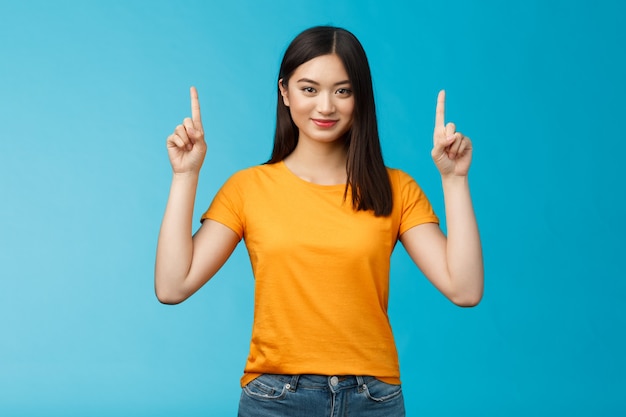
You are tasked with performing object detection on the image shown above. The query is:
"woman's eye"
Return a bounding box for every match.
[302,87,316,93]
[336,88,352,95]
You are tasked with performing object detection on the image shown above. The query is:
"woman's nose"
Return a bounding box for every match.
[316,93,335,114]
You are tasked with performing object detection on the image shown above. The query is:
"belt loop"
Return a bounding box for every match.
[287,375,300,392]
[355,376,367,392]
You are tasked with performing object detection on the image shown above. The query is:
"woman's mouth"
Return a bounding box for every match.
[312,119,338,128]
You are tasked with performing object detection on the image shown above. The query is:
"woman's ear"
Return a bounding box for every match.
[278,79,289,107]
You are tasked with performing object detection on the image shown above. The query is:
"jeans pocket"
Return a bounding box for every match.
[362,378,403,402]
[242,374,289,401]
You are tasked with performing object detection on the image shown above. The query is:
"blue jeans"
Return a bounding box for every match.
[238,374,405,417]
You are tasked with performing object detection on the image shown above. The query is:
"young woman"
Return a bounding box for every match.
[155,26,483,417]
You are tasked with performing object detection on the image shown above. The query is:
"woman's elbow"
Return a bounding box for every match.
[156,294,183,305]
[450,291,483,307]
[154,284,187,305]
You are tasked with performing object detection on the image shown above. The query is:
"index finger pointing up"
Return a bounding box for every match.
[435,89,446,128]
[190,86,202,125]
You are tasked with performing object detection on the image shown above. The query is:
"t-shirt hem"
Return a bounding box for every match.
[200,214,243,240]
[399,215,440,236]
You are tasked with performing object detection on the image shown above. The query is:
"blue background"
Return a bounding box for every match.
[1,0,625,415]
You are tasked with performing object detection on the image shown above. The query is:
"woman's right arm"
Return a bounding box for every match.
[154,87,239,304]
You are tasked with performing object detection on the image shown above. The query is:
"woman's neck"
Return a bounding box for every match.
[283,140,348,185]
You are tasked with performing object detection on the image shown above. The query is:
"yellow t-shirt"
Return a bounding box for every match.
[201,161,438,387]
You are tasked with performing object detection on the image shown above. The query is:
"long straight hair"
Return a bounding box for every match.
[267,26,392,216]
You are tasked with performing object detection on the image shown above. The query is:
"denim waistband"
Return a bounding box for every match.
[261,374,378,393]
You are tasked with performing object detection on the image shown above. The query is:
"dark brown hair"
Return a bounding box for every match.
[267,26,392,216]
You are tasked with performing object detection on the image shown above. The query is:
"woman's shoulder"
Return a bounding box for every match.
[385,166,416,184]
[225,163,280,180]
[218,163,284,192]
[385,167,430,197]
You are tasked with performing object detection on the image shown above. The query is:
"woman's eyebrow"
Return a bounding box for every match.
[296,78,351,86]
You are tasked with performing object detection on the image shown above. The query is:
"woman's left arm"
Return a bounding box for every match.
[400,90,484,306]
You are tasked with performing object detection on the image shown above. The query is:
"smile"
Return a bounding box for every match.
[312,119,338,128]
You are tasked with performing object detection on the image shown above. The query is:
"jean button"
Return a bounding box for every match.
[330,376,339,386]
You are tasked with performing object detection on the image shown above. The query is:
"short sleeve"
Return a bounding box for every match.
[391,169,439,236]
[200,171,246,239]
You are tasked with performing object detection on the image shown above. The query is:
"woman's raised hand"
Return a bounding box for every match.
[431,90,473,177]
[166,87,207,174]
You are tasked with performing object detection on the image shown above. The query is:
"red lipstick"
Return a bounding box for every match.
[312,119,338,128]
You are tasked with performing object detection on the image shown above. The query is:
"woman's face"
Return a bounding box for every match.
[279,54,354,146]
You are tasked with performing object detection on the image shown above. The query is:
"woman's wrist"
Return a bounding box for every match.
[172,170,201,181]
[440,173,469,188]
